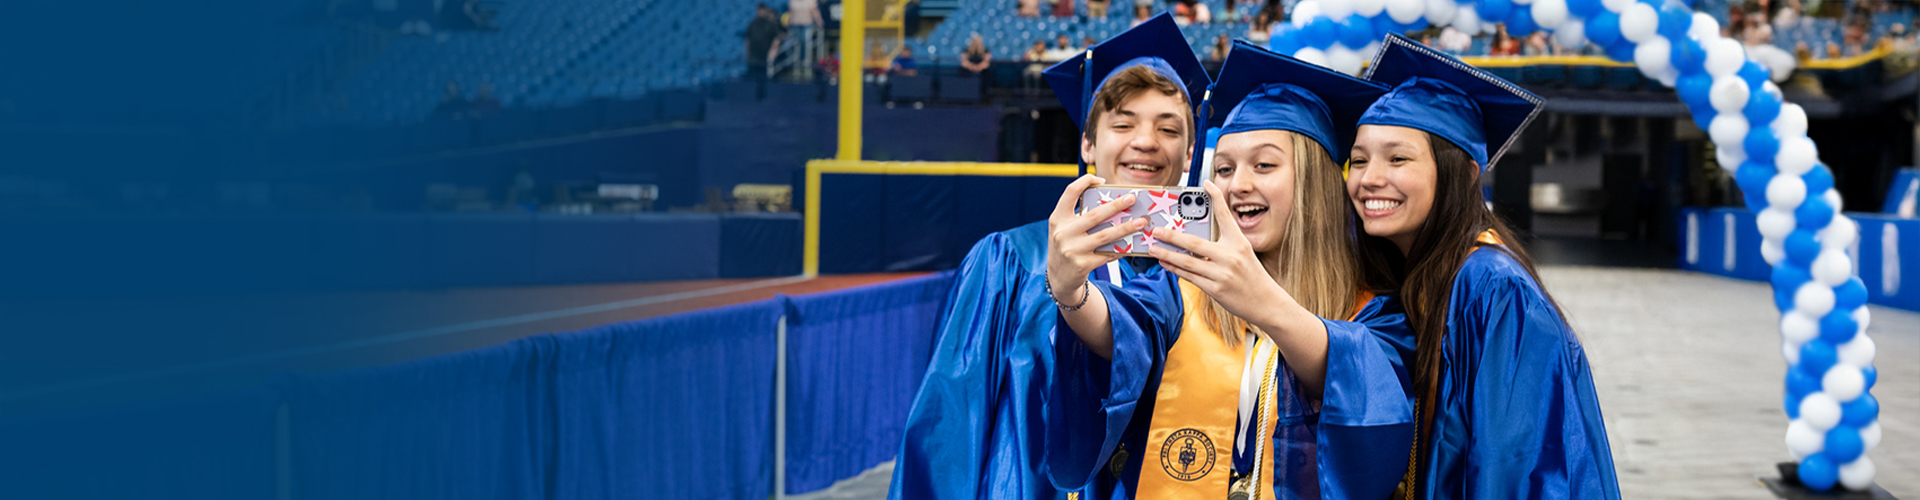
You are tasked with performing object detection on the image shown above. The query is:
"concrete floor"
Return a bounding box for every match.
[791,266,1920,499]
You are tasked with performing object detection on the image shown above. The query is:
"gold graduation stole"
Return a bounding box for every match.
[1133,281,1379,499]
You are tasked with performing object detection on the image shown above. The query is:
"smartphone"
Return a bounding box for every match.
[1079,185,1216,257]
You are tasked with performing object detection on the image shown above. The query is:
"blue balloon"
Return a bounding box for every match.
[1799,339,1838,377]
[1479,0,1514,23]
[1746,87,1782,125]
[1740,60,1770,87]
[1672,38,1707,76]
[1746,127,1780,164]
[1786,229,1821,266]
[1785,392,1802,418]
[1799,455,1839,491]
[1802,166,1835,196]
[1823,426,1864,465]
[1338,14,1373,48]
[1841,394,1879,427]
[1787,368,1821,399]
[1693,108,1718,131]
[1305,17,1338,49]
[1820,309,1860,344]
[1770,264,1812,302]
[1271,24,1302,54]
[1569,0,1604,18]
[1736,161,1778,196]
[1605,40,1636,62]
[1836,278,1868,310]
[1777,287,1796,311]
[1862,365,1878,391]
[1507,7,1537,37]
[1796,195,1834,229]
[1658,1,1693,40]
[1372,12,1398,38]
[1586,12,1623,48]
[1403,16,1430,31]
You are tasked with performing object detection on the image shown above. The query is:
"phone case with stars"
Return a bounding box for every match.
[1079,185,1216,257]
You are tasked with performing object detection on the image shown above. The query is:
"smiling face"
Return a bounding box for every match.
[1212,129,1297,254]
[1347,124,1442,255]
[1081,67,1193,187]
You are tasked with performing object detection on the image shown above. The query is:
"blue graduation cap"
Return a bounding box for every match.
[1042,12,1210,133]
[1358,33,1545,172]
[1199,40,1390,173]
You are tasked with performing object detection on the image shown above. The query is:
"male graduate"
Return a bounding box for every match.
[886,13,1210,500]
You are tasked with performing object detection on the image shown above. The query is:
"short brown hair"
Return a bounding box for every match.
[1084,65,1193,146]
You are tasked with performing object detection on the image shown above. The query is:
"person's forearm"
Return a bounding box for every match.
[1246,293,1330,397]
[1056,281,1115,359]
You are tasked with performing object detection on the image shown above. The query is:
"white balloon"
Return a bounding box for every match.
[1361,40,1382,62]
[1453,4,1482,35]
[1601,0,1632,13]
[1838,333,1876,367]
[1763,80,1784,98]
[1852,306,1872,331]
[1861,421,1882,453]
[1704,38,1747,77]
[1387,0,1425,24]
[1786,419,1825,459]
[1780,138,1821,175]
[1619,3,1660,43]
[1824,365,1866,401]
[1763,239,1787,265]
[1354,0,1386,17]
[1709,76,1750,114]
[1839,457,1876,491]
[1782,339,1802,364]
[1800,393,1842,430]
[1796,282,1838,318]
[1716,146,1747,172]
[1821,215,1858,250]
[1328,44,1363,75]
[1513,0,1532,4]
[1767,174,1808,209]
[1555,16,1587,48]
[1294,47,1331,67]
[1781,311,1820,344]
[1813,250,1854,287]
[1757,207,1796,241]
[1708,113,1750,150]
[1635,36,1675,82]
[1532,0,1568,29]
[1426,0,1458,26]
[1322,0,1355,20]
[1293,0,1324,28]
[1773,103,1809,138]
[1689,12,1722,41]
[1826,187,1845,212]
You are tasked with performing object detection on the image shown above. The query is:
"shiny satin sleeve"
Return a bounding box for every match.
[1427,249,1621,500]
[1042,268,1183,491]
[1307,295,1417,500]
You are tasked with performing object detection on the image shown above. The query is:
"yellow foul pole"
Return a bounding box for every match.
[836,0,865,161]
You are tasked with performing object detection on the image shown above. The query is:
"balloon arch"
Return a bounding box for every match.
[1265,0,1882,490]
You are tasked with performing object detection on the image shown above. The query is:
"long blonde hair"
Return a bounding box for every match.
[1196,131,1362,347]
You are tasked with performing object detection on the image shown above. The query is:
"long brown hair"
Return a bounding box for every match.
[1196,131,1363,346]
[1356,131,1569,469]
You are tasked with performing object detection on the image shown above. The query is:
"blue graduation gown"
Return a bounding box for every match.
[1399,247,1621,499]
[888,220,1155,500]
[1044,267,1417,500]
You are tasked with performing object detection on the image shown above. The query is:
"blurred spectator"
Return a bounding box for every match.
[1827,40,1842,59]
[1523,32,1551,56]
[1089,0,1111,18]
[892,45,920,76]
[1438,25,1472,55]
[1892,23,1916,51]
[789,0,823,62]
[1132,4,1153,26]
[746,4,787,82]
[1019,0,1041,18]
[1774,0,1802,30]
[961,33,993,74]
[1491,24,1521,55]
[1843,17,1869,56]
[1084,35,1098,48]
[818,46,841,82]
[1726,4,1748,39]
[1246,10,1273,44]
[1052,0,1076,17]
[1221,0,1245,23]
[469,82,501,118]
[1023,40,1049,90]
[1024,40,1048,62]
[1796,40,1814,60]
[1172,0,1211,25]
[1043,33,1079,61]
[432,81,469,120]
[867,44,891,76]
[1208,34,1230,61]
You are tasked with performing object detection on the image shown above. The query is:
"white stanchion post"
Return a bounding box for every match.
[775,314,788,500]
